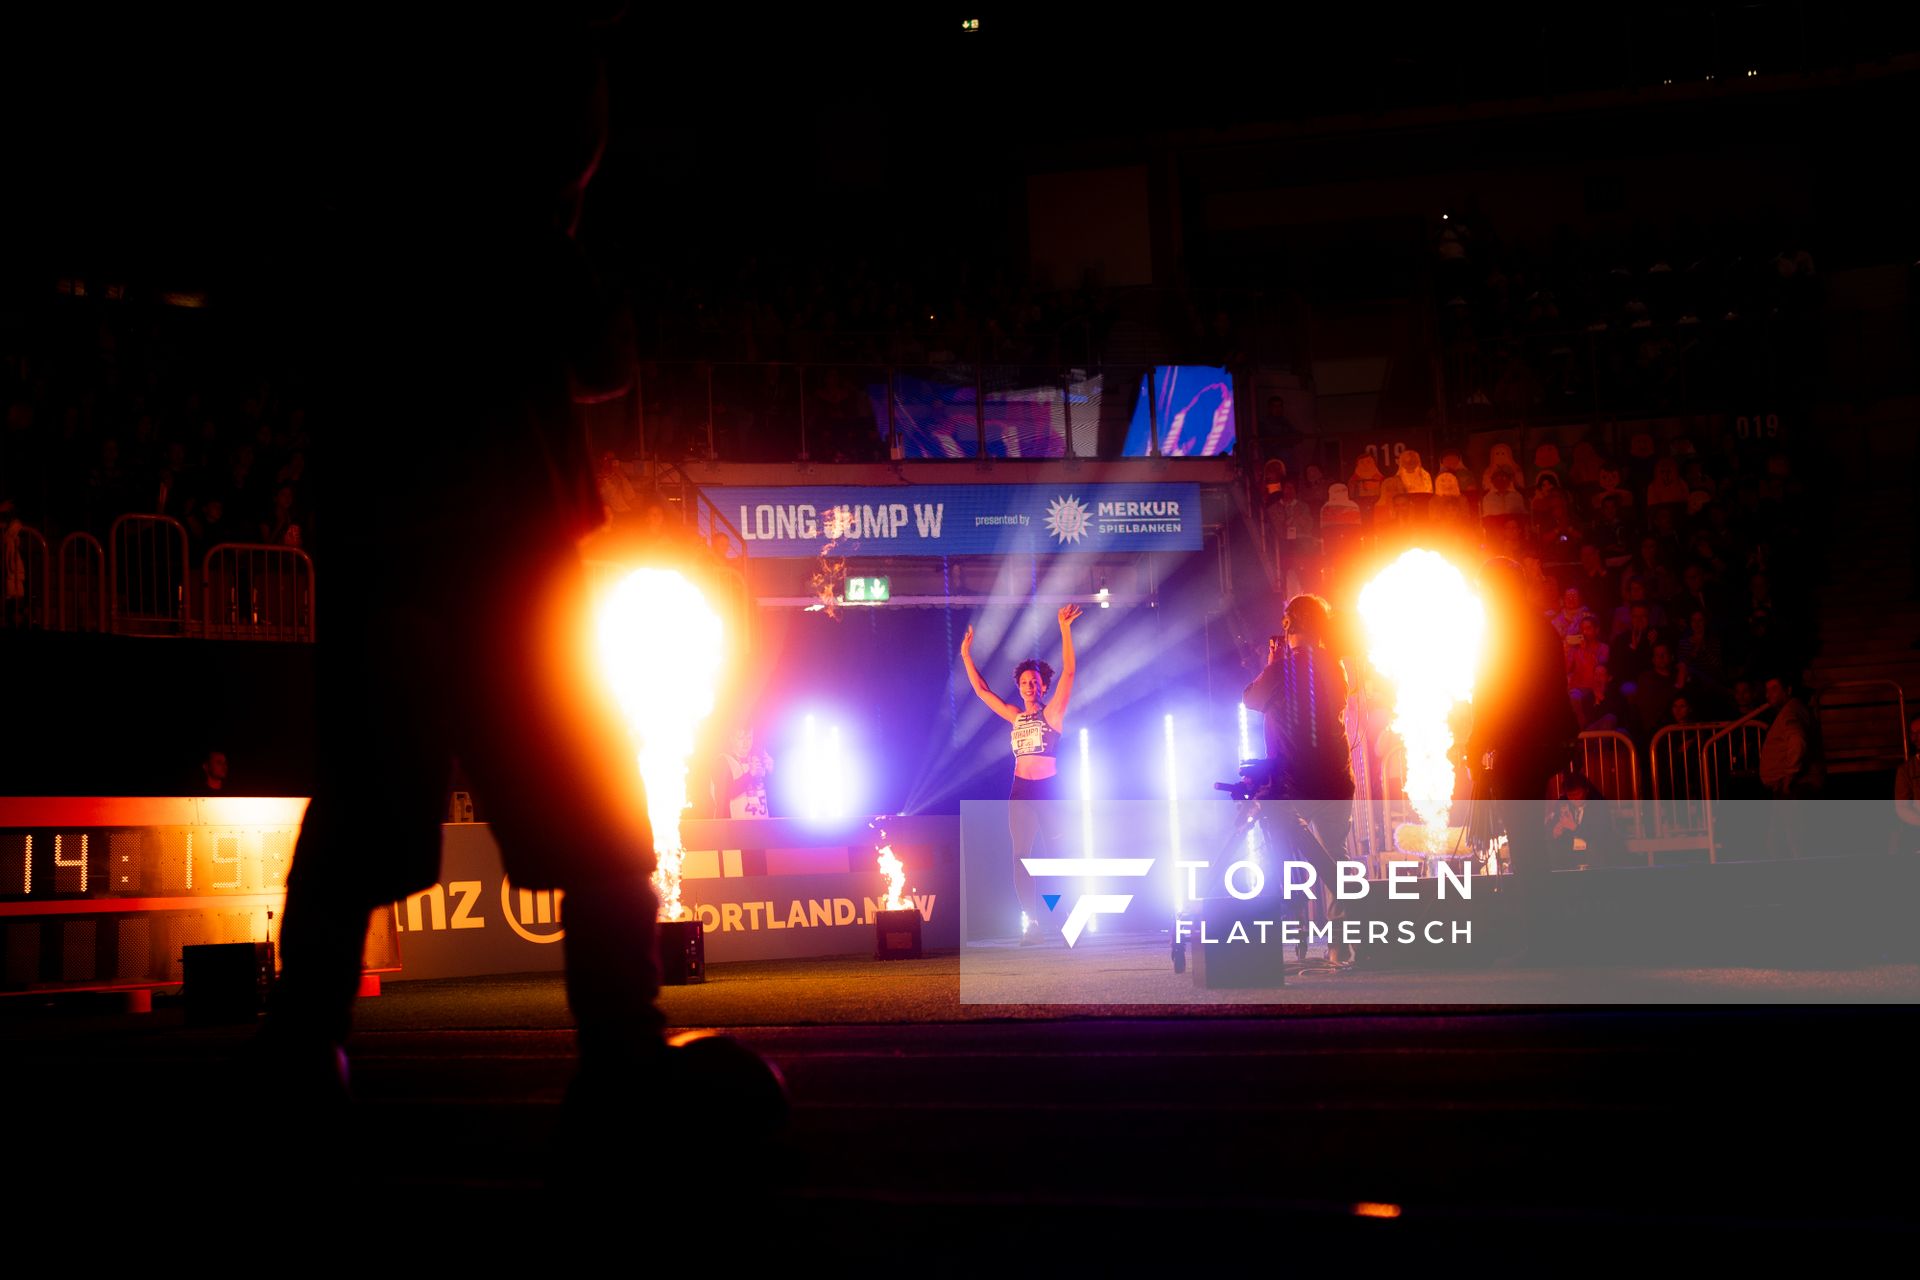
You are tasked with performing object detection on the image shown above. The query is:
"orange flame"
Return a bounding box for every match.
[1358,549,1483,841]
[596,568,724,922]
[877,844,911,912]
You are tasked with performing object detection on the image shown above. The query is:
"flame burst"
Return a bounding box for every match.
[597,568,725,921]
[877,844,911,912]
[1358,549,1484,841]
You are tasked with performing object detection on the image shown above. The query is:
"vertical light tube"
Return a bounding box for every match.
[804,714,820,821]
[1238,702,1259,859]
[1079,727,1094,859]
[1080,727,1096,932]
[828,725,844,818]
[1165,714,1183,911]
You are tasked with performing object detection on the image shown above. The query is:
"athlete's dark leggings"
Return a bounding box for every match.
[1009,771,1066,933]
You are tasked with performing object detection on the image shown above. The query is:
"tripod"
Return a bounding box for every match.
[1179,764,1349,974]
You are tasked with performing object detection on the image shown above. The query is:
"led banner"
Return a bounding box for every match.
[704,483,1204,559]
[392,820,961,979]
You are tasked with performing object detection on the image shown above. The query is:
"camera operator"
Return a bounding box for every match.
[1242,594,1357,964]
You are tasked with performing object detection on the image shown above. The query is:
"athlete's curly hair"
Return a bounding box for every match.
[1012,659,1056,694]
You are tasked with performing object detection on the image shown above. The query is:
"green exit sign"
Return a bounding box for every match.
[845,576,891,603]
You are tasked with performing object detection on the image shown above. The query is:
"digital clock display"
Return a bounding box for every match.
[0,797,396,991]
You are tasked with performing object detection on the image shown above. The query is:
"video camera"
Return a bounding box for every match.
[1214,758,1276,802]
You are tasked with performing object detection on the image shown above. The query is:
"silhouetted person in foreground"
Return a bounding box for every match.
[1468,557,1579,958]
[1242,593,1356,965]
[256,24,781,1161]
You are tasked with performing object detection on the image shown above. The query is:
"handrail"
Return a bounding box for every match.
[1561,728,1643,840]
[108,514,193,636]
[1700,703,1782,802]
[55,532,106,633]
[201,542,317,643]
[1700,702,1778,864]
[652,459,747,560]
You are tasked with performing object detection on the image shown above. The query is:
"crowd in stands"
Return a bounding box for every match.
[1264,419,1817,756]
[0,302,316,571]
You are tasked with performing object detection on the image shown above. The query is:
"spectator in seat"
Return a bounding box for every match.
[1626,642,1681,742]
[261,484,303,546]
[1550,588,1593,641]
[1480,466,1527,540]
[1532,442,1563,488]
[186,495,234,562]
[1260,457,1288,506]
[1681,458,1717,503]
[1391,449,1433,517]
[1272,480,1320,591]
[1631,536,1679,606]
[1483,441,1524,491]
[1589,494,1633,562]
[1347,454,1385,522]
[1567,440,1604,495]
[1532,471,1574,538]
[1674,562,1722,630]
[1570,543,1618,620]
[1687,526,1732,580]
[1319,482,1361,539]
[1299,463,1330,510]
[1566,615,1609,689]
[1611,575,1670,635]
[1677,609,1725,687]
[1758,674,1824,859]
[1318,483,1362,580]
[1592,464,1635,514]
[1758,675,1823,799]
[1436,449,1475,499]
[1646,456,1691,512]
[1570,662,1627,732]
[1431,471,1472,534]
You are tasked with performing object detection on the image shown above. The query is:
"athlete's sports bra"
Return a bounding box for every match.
[1012,710,1061,759]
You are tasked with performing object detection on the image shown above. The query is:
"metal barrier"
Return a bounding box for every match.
[55,532,107,633]
[1812,679,1910,773]
[1553,730,1644,839]
[202,543,316,643]
[109,514,192,636]
[2,524,51,631]
[1649,719,1767,840]
[1698,703,1790,862]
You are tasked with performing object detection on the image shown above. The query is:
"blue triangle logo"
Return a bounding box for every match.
[1042,894,1062,911]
